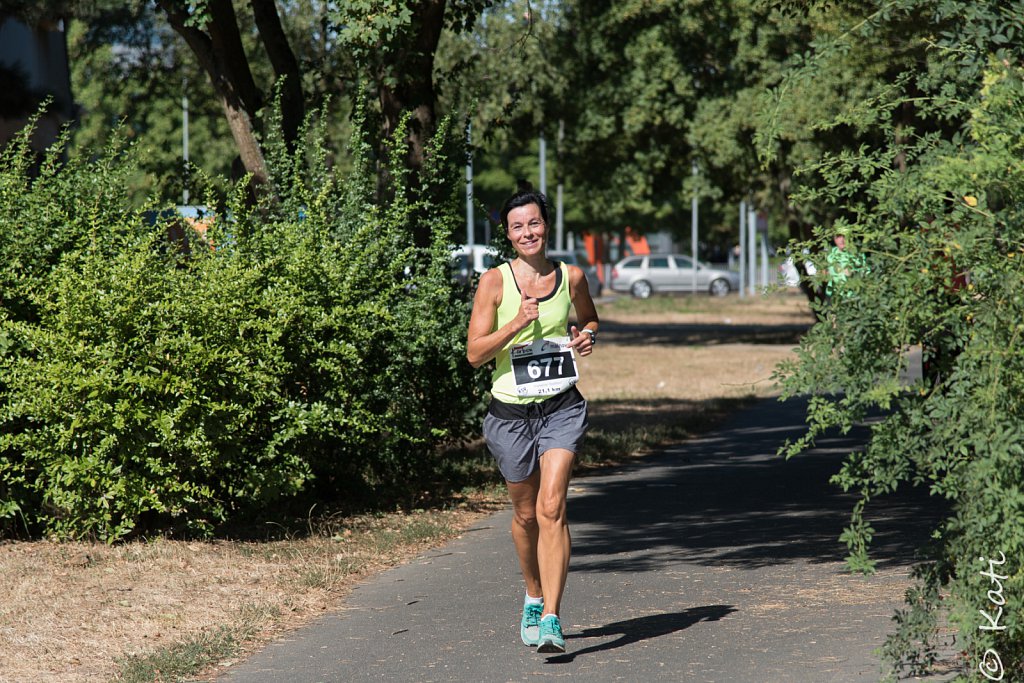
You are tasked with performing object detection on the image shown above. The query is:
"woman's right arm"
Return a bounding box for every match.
[466,269,536,368]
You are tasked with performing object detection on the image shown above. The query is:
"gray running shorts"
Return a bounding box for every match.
[482,397,589,483]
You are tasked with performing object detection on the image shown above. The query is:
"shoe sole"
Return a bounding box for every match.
[536,639,565,654]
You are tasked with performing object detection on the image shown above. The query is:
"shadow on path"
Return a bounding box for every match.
[600,321,810,346]
[569,399,946,572]
[544,605,737,664]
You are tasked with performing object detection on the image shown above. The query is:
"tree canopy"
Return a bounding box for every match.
[762,0,1024,677]
[15,1,497,209]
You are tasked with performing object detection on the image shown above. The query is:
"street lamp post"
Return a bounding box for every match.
[466,123,474,248]
[691,161,698,293]
[556,120,564,252]
[182,78,189,206]
[739,201,746,299]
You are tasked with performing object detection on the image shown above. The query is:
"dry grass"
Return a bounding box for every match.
[0,291,811,683]
[597,287,815,326]
[585,289,811,401]
[0,504,506,683]
[574,290,810,467]
[578,342,792,401]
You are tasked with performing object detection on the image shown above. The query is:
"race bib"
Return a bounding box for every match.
[510,336,579,397]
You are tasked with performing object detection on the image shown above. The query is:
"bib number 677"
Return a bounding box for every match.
[527,355,564,380]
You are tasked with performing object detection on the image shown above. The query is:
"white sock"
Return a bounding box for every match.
[524,594,544,606]
[541,613,558,622]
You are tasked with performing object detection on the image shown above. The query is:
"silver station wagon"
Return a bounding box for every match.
[610,254,740,298]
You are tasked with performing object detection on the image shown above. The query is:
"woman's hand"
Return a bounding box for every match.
[516,291,540,330]
[568,325,595,356]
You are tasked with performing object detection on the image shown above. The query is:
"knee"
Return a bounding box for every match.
[536,493,566,527]
[513,508,538,531]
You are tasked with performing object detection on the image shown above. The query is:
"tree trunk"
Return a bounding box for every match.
[250,0,305,149]
[159,0,269,187]
[378,0,447,248]
[221,101,269,187]
[893,98,916,174]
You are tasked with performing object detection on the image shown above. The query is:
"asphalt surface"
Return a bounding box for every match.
[221,397,950,683]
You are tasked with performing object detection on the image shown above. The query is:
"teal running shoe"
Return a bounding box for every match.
[520,600,544,646]
[536,614,566,653]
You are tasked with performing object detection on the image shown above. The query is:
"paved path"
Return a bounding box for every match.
[222,398,946,683]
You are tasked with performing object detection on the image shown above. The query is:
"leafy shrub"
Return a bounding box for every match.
[0,106,485,540]
[0,119,148,322]
[760,2,1024,680]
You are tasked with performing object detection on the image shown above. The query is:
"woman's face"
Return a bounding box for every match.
[506,203,547,258]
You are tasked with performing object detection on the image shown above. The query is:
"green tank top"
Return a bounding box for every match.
[491,260,575,404]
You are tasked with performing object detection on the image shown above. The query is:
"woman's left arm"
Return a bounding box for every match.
[567,266,599,357]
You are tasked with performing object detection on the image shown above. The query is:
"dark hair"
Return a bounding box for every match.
[500,190,549,230]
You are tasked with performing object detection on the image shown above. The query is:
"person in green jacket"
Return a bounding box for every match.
[826,228,868,298]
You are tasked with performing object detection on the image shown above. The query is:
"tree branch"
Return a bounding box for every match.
[157,0,268,187]
[250,0,305,147]
[206,0,262,116]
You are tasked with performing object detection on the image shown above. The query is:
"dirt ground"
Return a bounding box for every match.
[586,289,812,399]
[0,291,813,683]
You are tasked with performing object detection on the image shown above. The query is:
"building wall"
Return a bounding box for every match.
[0,16,74,154]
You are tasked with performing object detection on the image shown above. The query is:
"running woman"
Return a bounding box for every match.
[466,190,599,654]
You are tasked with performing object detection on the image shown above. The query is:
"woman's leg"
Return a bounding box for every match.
[507,469,542,598]
[535,448,575,617]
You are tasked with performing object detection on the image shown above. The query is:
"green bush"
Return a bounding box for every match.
[0,107,485,541]
[760,2,1024,679]
[0,119,148,322]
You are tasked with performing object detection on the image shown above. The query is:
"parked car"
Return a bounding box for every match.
[451,244,500,284]
[548,249,603,297]
[452,245,604,295]
[610,254,739,298]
